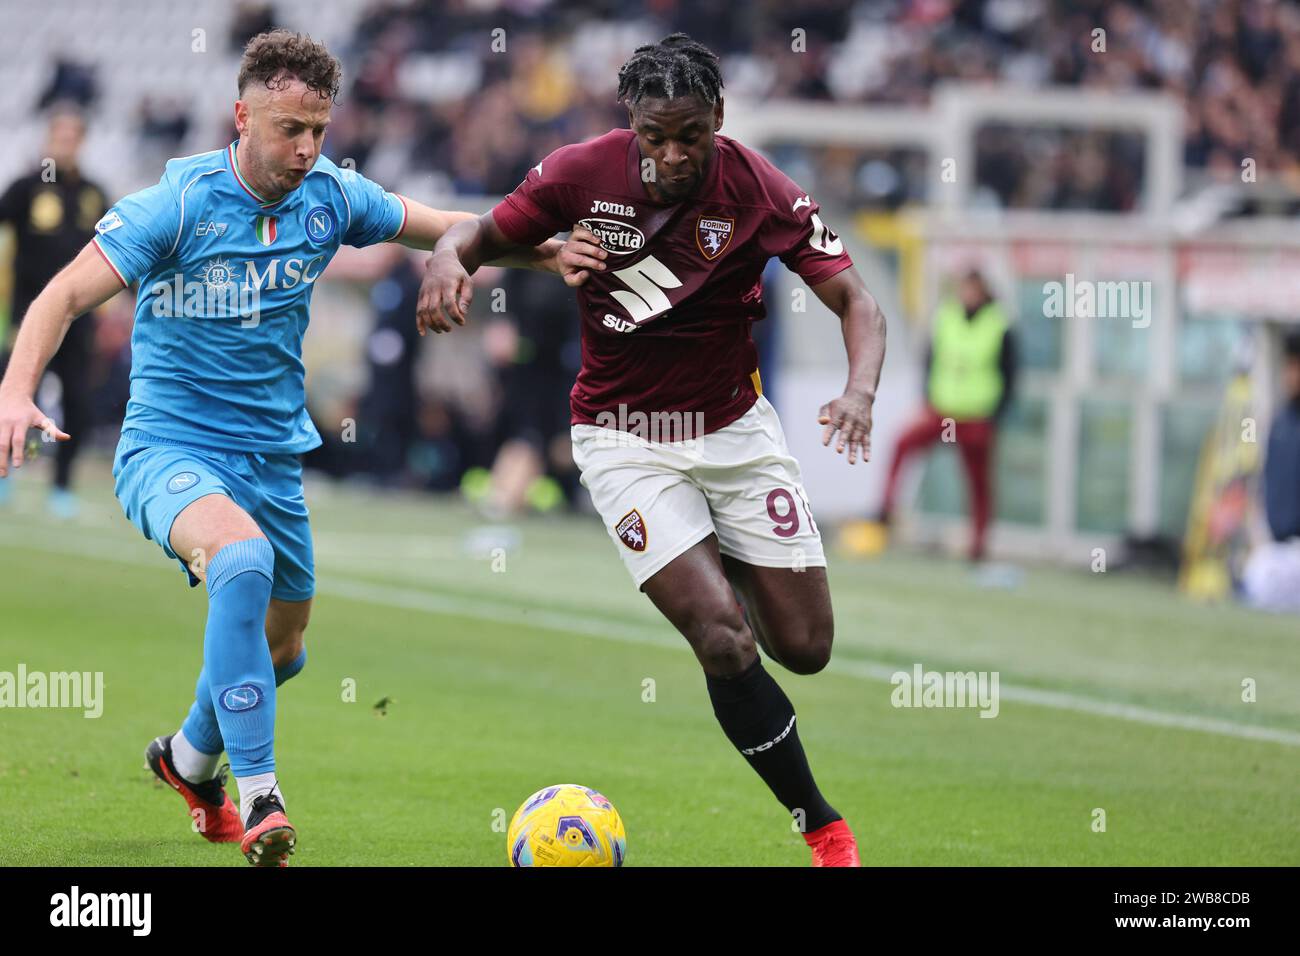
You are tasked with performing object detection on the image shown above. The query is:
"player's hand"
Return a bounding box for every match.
[559,225,606,287]
[416,250,474,335]
[0,392,70,477]
[818,391,873,465]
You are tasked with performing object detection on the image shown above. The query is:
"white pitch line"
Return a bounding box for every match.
[319,576,1300,748]
[3,529,1299,748]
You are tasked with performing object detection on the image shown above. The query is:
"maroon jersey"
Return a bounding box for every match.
[490,129,854,435]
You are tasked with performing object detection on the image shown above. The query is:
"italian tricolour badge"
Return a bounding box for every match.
[254,215,278,246]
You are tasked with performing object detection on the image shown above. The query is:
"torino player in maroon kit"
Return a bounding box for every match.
[419,34,886,866]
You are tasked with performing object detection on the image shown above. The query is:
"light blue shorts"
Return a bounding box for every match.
[112,429,315,602]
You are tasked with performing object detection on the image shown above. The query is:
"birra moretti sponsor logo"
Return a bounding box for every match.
[576,218,644,256]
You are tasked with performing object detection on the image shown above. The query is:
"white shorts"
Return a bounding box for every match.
[571,395,826,588]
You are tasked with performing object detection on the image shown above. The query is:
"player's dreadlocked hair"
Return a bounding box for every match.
[616,33,723,109]
[238,29,342,101]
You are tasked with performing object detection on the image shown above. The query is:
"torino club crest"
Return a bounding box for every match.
[696,216,734,260]
[616,509,647,552]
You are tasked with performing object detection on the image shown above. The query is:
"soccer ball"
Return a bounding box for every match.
[507,784,627,867]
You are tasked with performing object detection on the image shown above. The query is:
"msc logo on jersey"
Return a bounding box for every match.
[696,216,734,260]
[166,471,199,494]
[304,205,336,244]
[616,509,647,552]
[197,257,237,292]
[577,218,644,256]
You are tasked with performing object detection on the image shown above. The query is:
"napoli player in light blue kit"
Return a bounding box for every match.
[0,31,601,866]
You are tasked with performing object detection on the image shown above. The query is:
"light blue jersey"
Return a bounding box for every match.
[93,142,407,453]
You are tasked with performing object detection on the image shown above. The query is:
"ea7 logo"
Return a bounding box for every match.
[195,220,228,237]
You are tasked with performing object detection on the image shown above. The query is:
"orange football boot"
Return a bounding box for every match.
[146,734,242,843]
[804,818,862,867]
[240,792,296,867]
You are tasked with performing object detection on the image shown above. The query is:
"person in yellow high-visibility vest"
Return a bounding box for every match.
[878,269,1017,560]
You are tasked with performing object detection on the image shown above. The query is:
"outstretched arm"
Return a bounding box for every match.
[0,241,125,474]
[810,266,887,465]
[392,195,601,277]
[414,213,603,336]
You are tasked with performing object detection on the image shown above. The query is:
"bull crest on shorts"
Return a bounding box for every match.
[616,509,647,552]
[696,216,734,260]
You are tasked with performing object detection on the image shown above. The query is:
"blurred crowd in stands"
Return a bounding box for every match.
[10,0,1300,514]
[314,0,1300,212]
[38,0,1300,211]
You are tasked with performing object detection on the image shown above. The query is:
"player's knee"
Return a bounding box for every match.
[270,632,305,669]
[272,642,307,686]
[691,608,755,674]
[780,619,834,675]
[192,531,269,584]
[268,597,311,676]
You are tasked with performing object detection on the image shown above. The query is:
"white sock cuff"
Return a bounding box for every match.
[171,729,223,784]
[235,772,285,825]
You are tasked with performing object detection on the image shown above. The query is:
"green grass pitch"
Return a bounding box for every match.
[0,461,1297,866]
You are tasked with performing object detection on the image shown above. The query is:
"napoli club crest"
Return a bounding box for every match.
[696,215,734,260]
[616,509,647,552]
[304,205,337,244]
[219,683,263,712]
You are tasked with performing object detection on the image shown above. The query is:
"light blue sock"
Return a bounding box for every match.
[203,538,277,777]
[181,667,224,756]
[180,644,306,758]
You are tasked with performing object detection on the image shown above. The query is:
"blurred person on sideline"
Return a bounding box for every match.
[0,108,108,516]
[876,268,1017,561]
[1241,330,1300,613]
[352,243,425,483]
[469,267,579,518]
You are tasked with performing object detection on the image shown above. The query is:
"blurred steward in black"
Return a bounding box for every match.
[480,267,580,516]
[303,243,424,484]
[0,108,108,515]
